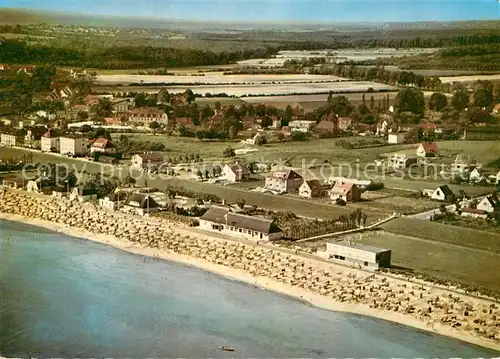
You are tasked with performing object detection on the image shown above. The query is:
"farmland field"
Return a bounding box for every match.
[237,48,439,67]
[94,73,348,85]
[162,82,396,96]
[439,74,500,84]
[355,230,500,294]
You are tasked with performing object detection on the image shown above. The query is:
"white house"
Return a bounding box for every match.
[199,206,282,241]
[429,185,455,201]
[131,153,164,170]
[330,182,362,203]
[299,179,324,198]
[387,133,405,144]
[223,163,250,183]
[497,170,500,185]
[69,187,97,203]
[416,142,438,158]
[0,133,17,146]
[128,107,169,126]
[476,195,499,213]
[460,208,488,219]
[468,168,485,183]
[59,137,88,156]
[288,120,316,133]
[41,129,60,152]
[388,154,417,169]
[99,191,128,211]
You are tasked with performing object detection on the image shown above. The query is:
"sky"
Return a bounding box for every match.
[1,0,499,22]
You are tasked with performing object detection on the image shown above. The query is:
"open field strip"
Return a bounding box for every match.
[94,73,348,85]
[439,74,500,83]
[161,82,396,96]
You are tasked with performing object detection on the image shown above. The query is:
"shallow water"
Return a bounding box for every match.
[0,219,498,357]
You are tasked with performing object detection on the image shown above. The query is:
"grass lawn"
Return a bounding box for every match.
[356,230,500,294]
[380,217,500,254]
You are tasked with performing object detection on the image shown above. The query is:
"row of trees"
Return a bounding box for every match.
[0,39,279,69]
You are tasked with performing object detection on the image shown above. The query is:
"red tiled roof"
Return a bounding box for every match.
[461,208,487,215]
[104,117,123,125]
[420,142,438,153]
[91,138,114,149]
[331,181,355,195]
[492,104,500,111]
[419,123,437,130]
[42,129,58,138]
[129,107,165,118]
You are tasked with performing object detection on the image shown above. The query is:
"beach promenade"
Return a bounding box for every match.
[0,189,499,351]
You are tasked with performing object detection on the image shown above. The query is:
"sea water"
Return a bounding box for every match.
[0,219,499,358]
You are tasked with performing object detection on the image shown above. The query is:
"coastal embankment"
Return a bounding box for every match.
[0,189,499,351]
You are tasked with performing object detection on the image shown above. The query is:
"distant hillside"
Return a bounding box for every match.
[1,7,499,31]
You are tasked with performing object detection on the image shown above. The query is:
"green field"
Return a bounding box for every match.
[357,230,500,294]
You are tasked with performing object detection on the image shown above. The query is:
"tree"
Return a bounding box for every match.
[184,89,196,104]
[223,147,235,158]
[77,110,88,121]
[369,95,375,110]
[124,175,136,186]
[254,135,267,146]
[134,93,147,107]
[236,199,246,209]
[291,131,307,141]
[428,93,448,112]
[451,90,470,111]
[474,88,493,108]
[260,116,272,128]
[149,121,161,132]
[197,169,204,179]
[92,98,113,117]
[329,96,353,116]
[440,203,447,213]
[394,88,425,115]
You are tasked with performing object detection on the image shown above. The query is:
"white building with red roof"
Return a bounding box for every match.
[416,142,438,157]
[330,181,361,203]
[129,107,168,126]
[90,138,116,154]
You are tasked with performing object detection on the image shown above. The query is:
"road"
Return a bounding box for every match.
[1,146,386,221]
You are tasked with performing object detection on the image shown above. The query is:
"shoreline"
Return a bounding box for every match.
[1,212,499,352]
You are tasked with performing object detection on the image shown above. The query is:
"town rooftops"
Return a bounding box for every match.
[328,241,390,254]
[200,206,282,234]
[126,193,160,209]
[91,138,115,149]
[129,107,165,117]
[313,120,337,132]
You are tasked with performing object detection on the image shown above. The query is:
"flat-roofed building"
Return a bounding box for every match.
[321,241,391,270]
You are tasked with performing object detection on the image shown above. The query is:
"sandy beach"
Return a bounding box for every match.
[0,190,499,351]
